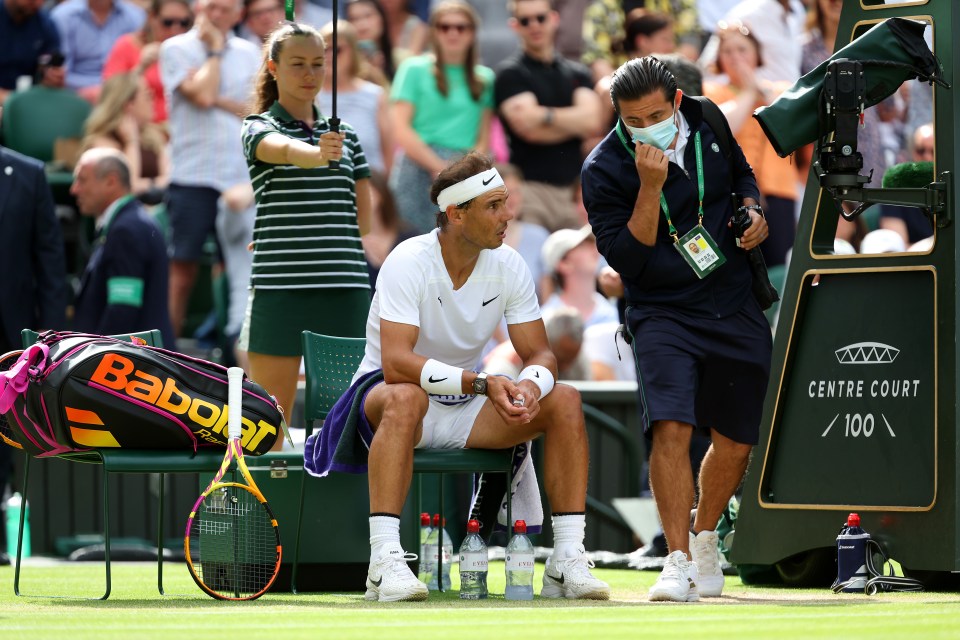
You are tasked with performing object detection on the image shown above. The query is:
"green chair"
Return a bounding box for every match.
[764,264,789,328]
[1,86,92,205]
[293,331,515,593]
[13,330,225,600]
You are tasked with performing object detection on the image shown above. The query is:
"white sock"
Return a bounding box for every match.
[369,514,401,561]
[552,513,586,560]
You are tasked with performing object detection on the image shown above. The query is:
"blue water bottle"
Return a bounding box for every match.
[834,512,869,592]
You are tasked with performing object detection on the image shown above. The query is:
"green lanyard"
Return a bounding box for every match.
[615,121,705,243]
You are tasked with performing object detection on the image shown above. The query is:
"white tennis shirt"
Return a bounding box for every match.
[353,229,542,385]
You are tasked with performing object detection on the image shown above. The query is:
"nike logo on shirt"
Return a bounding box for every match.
[482,294,500,306]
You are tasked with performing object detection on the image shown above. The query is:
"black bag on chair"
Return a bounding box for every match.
[0,331,281,457]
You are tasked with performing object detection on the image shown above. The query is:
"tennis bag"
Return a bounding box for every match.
[0,331,281,457]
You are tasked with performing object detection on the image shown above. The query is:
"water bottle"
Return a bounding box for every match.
[5,492,30,558]
[417,513,433,584]
[420,516,438,588]
[505,519,535,600]
[438,516,453,591]
[458,519,488,599]
[834,512,870,592]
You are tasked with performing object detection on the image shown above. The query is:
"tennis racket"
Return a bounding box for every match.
[184,367,281,600]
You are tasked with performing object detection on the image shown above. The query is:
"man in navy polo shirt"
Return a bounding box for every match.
[582,57,772,602]
[0,0,60,106]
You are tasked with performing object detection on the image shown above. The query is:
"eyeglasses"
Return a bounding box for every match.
[160,17,192,28]
[324,45,345,55]
[716,19,751,37]
[915,146,935,156]
[436,22,473,34]
[517,13,548,27]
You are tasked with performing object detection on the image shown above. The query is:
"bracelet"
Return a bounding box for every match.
[542,107,554,126]
[518,365,555,400]
[419,358,464,396]
[207,49,224,58]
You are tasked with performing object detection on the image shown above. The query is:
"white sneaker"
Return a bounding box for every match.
[364,544,429,602]
[689,530,724,597]
[648,550,700,602]
[542,547,611,600]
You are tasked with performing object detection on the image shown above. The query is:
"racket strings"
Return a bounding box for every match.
[188,485,278,599]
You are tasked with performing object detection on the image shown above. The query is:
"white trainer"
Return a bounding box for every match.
[648,550,700,602]
[364,544,429,602]
[541,547,611,600]
[690,530,724,597]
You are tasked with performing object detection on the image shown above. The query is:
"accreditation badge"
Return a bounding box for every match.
[675,225,726,279]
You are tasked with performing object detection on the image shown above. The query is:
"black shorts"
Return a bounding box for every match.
[627,300,772,445]
[165,183,221,262]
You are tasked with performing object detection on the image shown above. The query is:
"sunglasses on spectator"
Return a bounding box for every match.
[161,17,192,27]
[517,13,548,27]
[436,22,473,34]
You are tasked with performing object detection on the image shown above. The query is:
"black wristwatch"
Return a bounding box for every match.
[472,372,488,396]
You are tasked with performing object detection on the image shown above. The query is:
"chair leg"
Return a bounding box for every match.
[290,470,308,594]
[100,466,111,600]
[157,472,166,595]
[13,454,30,597]
[506,466,514,538]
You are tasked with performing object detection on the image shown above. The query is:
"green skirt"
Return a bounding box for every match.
[240,287,370,357]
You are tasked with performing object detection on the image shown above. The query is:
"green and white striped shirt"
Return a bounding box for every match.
[241,102,371,290]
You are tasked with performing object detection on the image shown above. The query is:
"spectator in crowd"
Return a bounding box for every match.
[362,170,416,290]
[234,0,282,45]
[35,51,68,89]
[704,21,798,267]
[495,0,602,232]
[484,305,591,380]
[0,0,61,106]
[346,0,395,83]
[70,147,175,348]
[103,0,193,125]
[583,321,635,381]
[540,226,619,327]
[0,144,67,567]
[82,72,170,197]
[700,0,805,84]
[388,0,493,233]
[582,57,771,601]
[51,0,146,103]
[878,122,935,247]
[496,163,549,299]
[582,0,699,82]
[380,0,427,62]
[159,0,259,338]
[317,20,392,174]
[240,22,371,444]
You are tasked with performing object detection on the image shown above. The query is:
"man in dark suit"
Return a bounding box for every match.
[70,148,174,349]
[0,143,68,565]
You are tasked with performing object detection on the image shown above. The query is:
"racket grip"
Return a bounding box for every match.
[328,116,341,171]
[227,367,243,440]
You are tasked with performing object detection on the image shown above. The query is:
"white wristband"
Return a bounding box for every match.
[419,358,464,395]
[518,365,555,400]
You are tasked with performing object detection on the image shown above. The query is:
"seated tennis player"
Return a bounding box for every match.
[305,152,610,602]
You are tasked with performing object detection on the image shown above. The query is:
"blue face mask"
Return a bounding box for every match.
[625,110,678,151]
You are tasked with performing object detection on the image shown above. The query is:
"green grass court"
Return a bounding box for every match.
[2,560,960,639]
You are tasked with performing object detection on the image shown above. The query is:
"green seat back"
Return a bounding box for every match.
[2,86,92,163]
[21,329,163,349]
[301,331,366,424]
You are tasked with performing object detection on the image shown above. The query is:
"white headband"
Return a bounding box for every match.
[436,168,504,211]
